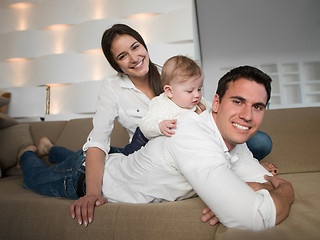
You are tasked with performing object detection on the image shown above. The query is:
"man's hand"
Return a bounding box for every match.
[159,119,177,137]
[201,206,220,226]
[70,194,108,227]
[246,181,275,192]
[264,175,295,225]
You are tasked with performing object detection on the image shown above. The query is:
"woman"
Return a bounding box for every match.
[72,24,163,225]
[19,24,273,227]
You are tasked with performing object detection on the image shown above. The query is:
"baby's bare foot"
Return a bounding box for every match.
[261,162,278,176]
[37,137,53,157]
[17,145,37,169]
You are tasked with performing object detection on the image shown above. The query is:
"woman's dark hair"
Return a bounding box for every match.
[216,65,272,103]
[101,24,162,96]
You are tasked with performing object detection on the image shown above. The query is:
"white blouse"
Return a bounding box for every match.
[82,74,150,155]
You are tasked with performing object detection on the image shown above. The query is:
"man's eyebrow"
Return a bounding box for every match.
[230,96,267,108]
[230,96,246,101]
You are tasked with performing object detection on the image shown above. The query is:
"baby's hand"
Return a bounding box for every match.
[195,102,206,114]
[159,119,177,137]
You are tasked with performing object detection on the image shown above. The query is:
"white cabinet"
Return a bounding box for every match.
[220,61,320,109]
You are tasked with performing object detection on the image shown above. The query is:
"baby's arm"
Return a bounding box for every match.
[159,119,177,137]
[140,96,167,139]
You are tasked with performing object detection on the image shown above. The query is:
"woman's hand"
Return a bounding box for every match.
[70,194,108,227]
[201,206,220,226]
[159,119,177,137]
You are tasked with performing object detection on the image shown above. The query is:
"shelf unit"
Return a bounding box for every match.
[220,61,320,109]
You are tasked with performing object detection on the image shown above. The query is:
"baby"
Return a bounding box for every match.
[123,55,206,155]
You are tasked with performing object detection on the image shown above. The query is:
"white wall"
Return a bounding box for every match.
[0,0,199,120]
[196,0,320,108]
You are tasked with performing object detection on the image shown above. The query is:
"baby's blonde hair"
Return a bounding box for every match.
[161,55,202,87]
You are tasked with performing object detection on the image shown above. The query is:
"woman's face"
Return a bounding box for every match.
[111,34,150,80]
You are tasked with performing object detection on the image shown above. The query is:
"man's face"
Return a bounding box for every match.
[212,78,268,151]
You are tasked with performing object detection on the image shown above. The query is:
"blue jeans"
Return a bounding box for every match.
[246,131,273,160]
[122,127,148,156]
[20,146,86,200]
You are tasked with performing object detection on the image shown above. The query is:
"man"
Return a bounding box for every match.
[71,65,294,231]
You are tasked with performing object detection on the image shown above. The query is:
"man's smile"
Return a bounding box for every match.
[232,122,251,131]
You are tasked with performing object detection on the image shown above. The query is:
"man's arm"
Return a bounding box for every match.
[170,114,279,230]
[201,176,294,226]
[264,175,295,225]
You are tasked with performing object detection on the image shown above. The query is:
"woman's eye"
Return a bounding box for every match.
[132,44,139,50]
[118,54,126,60]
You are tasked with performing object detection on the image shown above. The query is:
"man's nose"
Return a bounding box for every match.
[239,105,252,121]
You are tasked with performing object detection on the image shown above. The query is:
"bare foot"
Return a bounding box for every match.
[17,145,37,169]
[261,162,278,176]
[37,137,53,157]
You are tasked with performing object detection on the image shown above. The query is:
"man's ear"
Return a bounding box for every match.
[212,94,220,113]
[164,85,173,99]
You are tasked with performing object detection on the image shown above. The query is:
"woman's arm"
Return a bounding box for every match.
[69,147,108,226]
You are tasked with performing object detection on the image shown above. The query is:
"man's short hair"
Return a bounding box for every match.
[216,66,272,103]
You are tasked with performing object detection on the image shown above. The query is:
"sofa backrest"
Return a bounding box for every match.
[260,107,320,174]
[29,118,129,152]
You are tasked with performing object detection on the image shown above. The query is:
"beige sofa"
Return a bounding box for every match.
[0,107,319,240]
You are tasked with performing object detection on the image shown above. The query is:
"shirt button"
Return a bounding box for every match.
[137,109,139,112]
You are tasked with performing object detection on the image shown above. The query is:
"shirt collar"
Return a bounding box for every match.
[119,74,141,92]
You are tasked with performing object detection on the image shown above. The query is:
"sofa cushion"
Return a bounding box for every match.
[0,112,17,129]
[0,124,34,171]
[215,172,320,240]
[0,92,11,113]
[55,118,93,151]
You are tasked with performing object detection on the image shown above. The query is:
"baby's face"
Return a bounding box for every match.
[168,75,203,109]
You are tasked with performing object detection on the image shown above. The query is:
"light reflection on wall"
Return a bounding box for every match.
[91,0,106,20]
[7,59,32,87]
[84,50,108,81]
[10,3,33,31]
[45,24,73,54]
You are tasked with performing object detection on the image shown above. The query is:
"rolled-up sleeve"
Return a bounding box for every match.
[169,115,276,231]
[83,79,118,155]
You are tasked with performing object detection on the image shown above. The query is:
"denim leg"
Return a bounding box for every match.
[123,127,149,156]
[109,146,124,154]
[48,146,76,163]
[246,131,273,161]
[20,150,85,200]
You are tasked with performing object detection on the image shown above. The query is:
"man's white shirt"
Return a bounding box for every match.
[102,110,276,231]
